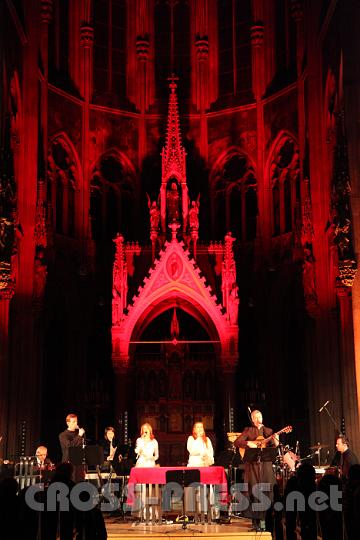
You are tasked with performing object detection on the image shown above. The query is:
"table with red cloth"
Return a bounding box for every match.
[125,466,228,523]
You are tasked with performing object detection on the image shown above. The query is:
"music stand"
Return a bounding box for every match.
[86,445,104,469]
[69,445,104,484]
[110,451,132,520]
[165,469,201,530]
[242,447,278,464]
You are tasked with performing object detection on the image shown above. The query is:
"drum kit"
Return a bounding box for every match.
[277,442,331,478]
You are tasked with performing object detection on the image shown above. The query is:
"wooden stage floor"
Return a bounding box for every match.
[105,516,272,539]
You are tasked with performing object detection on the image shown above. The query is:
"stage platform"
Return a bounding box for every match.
[105,516,272,539]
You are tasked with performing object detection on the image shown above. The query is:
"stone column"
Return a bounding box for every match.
[250,4,267,261]
[8,0,40,456]
[113,362,131,428]
[136,36,150,169]
[127,0,155,114]
[304,1,343,450]
[0,296,12,456]
[80,22,94,272]
[221,366,237,433]
[336,285,359,451]
[342,0,360,457]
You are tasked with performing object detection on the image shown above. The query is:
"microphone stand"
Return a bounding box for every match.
[227,445,243,520]
[321,404,339,431]
[80,432,87,480]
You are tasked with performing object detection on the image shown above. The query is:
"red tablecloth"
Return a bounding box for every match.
[128,466,227,486]
[126,466,228,508]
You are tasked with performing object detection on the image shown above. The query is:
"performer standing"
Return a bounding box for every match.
[135,423,159,467]
[59,413,85,462]
[134,423,159,522]
[234,410,279,533]
[99,426,119,470]
[335,435,358,481]
[187,422,214,467]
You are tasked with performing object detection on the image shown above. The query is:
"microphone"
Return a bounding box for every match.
[319,400,330,413]
[247,406,252,415]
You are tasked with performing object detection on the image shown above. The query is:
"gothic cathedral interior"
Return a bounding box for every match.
[1,0,360,464]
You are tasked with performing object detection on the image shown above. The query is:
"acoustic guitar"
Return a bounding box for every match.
[229,426,292,459]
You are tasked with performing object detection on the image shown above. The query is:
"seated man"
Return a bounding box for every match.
[34,446,53,468]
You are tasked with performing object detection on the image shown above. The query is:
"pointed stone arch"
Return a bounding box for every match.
[90,148,137,240]
[265,131,300,236]
[9,71,22,148]
[265,130,299,174]
[90,147,137,180]
[130,296,222,352]
[209,147,257,241]
[112,240,238,371]
[47,132,82,236]
[49,131,83,182]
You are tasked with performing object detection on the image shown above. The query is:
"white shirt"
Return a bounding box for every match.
[135,437,159,467]
[187,436,214,467]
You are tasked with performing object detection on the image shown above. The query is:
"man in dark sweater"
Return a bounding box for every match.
[59,413,85,462]
[234,410,279,532]
[336,435,358,481]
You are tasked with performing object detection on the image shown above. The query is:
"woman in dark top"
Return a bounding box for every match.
[99,426,119,471]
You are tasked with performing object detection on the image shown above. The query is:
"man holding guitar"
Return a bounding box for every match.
[234,410,287,532]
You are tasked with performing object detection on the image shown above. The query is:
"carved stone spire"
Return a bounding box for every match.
[170,308,180,341]
[222,232,239,325]
[301,179,319,317]
[331,109,357,287]
[160,75,188,236]
[161,75,186,181]
[112,234,128,325]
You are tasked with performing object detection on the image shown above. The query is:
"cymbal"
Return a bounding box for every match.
[309,443,329,450]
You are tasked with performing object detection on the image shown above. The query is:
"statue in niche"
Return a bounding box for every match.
[334,218,351,259]
[228,284,239,325]
[0,217,14,259]
[302,244,317,301]
[168,253,181,280]
[147,194,160,230]
[189,199,199,230]
[167,181,180,222]
[33,250,47,300]
[0,218,9,253]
